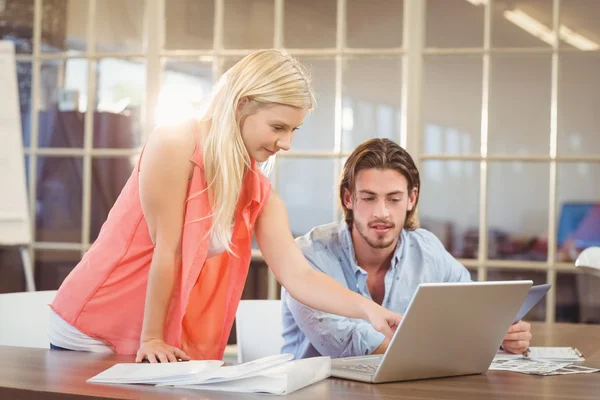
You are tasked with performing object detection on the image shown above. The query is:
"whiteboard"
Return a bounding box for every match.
[0,41,32,245]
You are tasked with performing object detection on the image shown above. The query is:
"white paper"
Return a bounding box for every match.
[493,351,523,361]
[544,365,600,376]
[178,356,331,395]
[163,353,294,386]
[526,347,585,362]
[87,360,223,384]
[88,354,331,394]
[491,350,598,376]
[489,358,571,375]
[181,374,288,394]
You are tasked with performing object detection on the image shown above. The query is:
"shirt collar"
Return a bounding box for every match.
[392,230,405,268]
[339,220,362,276]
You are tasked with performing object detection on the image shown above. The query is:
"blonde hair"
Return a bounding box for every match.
[201,49,316,253]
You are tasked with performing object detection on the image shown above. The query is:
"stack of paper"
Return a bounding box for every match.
[174,356,331,394]
[88,354,331,395]
[490,357,572,375]
[87,360,224,385]
[490,348,599,376]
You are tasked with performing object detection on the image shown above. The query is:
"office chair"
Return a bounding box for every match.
[0,290,57,348]
[235,300,283,363]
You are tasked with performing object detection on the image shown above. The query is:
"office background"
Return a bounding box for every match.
[0,0,598,327]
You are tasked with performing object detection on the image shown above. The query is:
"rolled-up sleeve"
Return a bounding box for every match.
[286,294,386,358]
[284,248,386,358]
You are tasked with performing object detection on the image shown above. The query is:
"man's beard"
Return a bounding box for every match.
[354,219,398,249]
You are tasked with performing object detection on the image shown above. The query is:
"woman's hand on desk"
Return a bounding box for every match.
[136,339,190,363]
[501,320,532,354]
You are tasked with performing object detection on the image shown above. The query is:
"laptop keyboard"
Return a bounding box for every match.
[339,363,379,373]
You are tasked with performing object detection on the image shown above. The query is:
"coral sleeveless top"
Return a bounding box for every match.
[50,125,272,360]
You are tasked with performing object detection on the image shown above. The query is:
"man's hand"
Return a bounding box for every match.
[501,320,531,354]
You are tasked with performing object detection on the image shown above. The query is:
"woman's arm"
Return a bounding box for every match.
[255,191,402,338]
[136,124,195,363]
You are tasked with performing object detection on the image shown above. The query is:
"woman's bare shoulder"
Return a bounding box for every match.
[145,120,198,160]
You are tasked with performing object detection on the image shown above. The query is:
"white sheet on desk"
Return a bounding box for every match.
[177,356,331,395]
[544,365,600,375]
[161,353,294,386]
[87,360,223,384]
[495,362,600,376]
[527,347,585,362]
[489,357,572,375]
[494,347,585,362]
[491,351,600,376]
[493,351,524,361]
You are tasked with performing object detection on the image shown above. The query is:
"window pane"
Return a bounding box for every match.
[35,250,80,290]
[35,156,83,243]
[243,260,272,300]
[24,155,30,190]
[563,271,600,324]
[284,0,336,48]
[277,158,335,237]
[487,269,547,321]
[347,0,403,48]
[95,0,145,53]
[560,0,600,51]
[492,0,554,48]
[159,59,214,126]
[489,55,551,155]
[95,59,146,148]
[422,56,481,155]
[165,0,214,50]
[342,56,402,152]
[223,0,273,49]
[558,54,600,156]
[41,0,87,53]
[556,163,600,263]
[90,157,135,243]
[488,162,549,262]
[554,272,581,323]
[38,59,87,148]
[222,56,243,73]
[293,57,335,151]
[0,0,34,54]
[420,160,480,259]
[16,61,33,147]
[425,0,484,48]
[0,248,26,291]
[468,268,478,281]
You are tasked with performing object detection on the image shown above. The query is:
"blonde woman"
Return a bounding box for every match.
[48,49,402,363]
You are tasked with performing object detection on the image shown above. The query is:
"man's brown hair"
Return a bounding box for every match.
[339,138,420,230]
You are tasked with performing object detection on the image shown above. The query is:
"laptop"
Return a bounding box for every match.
[331,280,533,383]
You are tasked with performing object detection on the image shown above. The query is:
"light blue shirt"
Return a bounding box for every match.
[281,221,472,359]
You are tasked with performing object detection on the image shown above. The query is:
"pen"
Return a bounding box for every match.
[523,348,530,357]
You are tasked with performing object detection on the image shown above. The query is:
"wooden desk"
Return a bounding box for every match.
[1,323,599,399]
